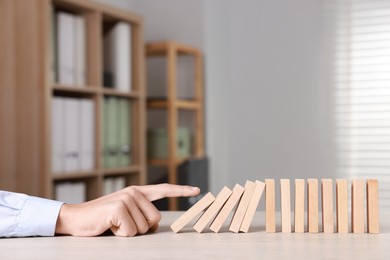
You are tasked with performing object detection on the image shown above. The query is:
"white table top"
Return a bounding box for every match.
[1,211,389,259]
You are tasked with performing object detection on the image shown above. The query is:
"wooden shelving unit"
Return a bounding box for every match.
[0,0,146,200]
[146,41,205,210]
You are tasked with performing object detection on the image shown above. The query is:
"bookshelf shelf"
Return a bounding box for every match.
[52,171,99,181]
[0,0,146,203]
[146,41,200,56]
[104,165,141,175]
[148,158,190,167]
[147,99,200,110]
[146,41,205,210]
[52,84,99,94]
[102,88,140,98]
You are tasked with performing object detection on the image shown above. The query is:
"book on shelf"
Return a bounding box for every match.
[103,177,127,195]
[64,97,79,172]
[79,99,94,171]
[103,97,132,168]
[118,98,132,166]
[51,97,95,173]
[103,21,132,92]
[55,182,86,204]
[56,11,86,86]
[51,97,64,173]
[147,127,191,159]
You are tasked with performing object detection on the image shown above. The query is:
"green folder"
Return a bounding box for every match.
[118,99,132,167]
[103,97,110,168]
[103,97,119,168]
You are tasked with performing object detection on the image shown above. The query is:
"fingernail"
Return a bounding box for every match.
[191,186,200,191]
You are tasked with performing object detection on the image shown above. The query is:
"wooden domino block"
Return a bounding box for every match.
[209,184,245,233]
[170,192,215,233]
[193,187,232,233]
[294,179,305,233]
[367,179,379,234]
[229,180,256,233]
[336,179,349,233]
[240,180,266,233]
[321,179,334,233]
[280,179,291,233]
[307,179,319,233]
[352,179,365,234]
[265,179,276,233]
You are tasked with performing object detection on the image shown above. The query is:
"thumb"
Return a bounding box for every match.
[134,184,200,202]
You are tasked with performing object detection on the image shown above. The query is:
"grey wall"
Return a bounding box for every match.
[94,0,335,205]
[205,0,335,186]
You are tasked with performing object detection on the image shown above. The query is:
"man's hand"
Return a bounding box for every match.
[55,184,200,237]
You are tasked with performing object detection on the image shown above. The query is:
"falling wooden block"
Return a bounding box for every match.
[367,179,379,234]
[193,187,232,233]
[209,184,245,233]
[321,179,334,233]
[336,179,349,233]
[240,180,266,233]
[294,179,305,233]
[280,179,291,233]
[307,179,319,233]
[170,192,215,233]
[229,180,256,233]
[352,179,365,234]
[265,179,276,233]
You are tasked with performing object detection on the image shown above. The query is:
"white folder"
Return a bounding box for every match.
[79,99,94,171]
[57,12,75,85]
[104,22,132,92]
[74,16,86,86]
[64,98,80,172]
[51,97,64,173]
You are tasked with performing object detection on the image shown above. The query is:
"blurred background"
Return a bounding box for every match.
[0,0,389,211]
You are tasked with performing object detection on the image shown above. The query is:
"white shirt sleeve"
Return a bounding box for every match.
[0,191,64,237]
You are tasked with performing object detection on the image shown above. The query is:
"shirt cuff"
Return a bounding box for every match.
[17,196,64,237]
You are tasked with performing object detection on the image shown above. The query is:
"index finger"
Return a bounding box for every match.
[134,184,200,202]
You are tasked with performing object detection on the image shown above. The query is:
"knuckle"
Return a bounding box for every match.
[125,228,137,237]
[112,201,126,212]
[126,187,139,198]
[150,211,162,224]
[119,193,137,205]
[138,223,149,234]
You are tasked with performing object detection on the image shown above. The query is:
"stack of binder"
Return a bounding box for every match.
[55,11,86,86]
[103,177,127,195]
[51,97,95,173]
[103,97,132,168]
[55,182,86,204]
[103,21,132,92]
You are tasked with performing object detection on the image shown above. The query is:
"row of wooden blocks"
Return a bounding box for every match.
[170,179,380,234]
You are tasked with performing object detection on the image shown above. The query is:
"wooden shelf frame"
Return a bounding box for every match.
[0,0,146,201]
[146,41,205,210]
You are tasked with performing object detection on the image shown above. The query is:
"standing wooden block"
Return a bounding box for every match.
[321,179,334,233]
[193,187,232,233]
[336,179,349,233]
[294,179,305,233]
[240,180,266,233]
[265,179,276,233]
[280,179,291,233]
[209,184,245,233]
[367,179,379,234]
[229,180,255,233]
[307,179,319,233]
[170,192,215,233]
[352,179,365,234]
